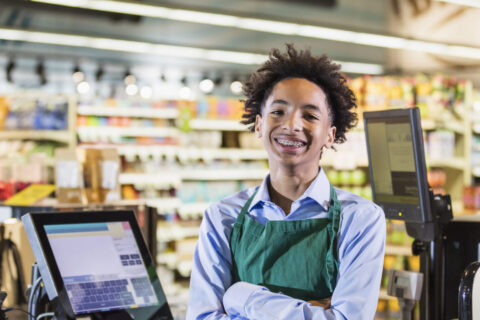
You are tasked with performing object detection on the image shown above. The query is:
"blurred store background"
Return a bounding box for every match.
[0,0,480,319]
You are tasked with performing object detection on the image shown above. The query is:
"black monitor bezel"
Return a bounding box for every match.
[27,210,172,319]
[364,107,433,223]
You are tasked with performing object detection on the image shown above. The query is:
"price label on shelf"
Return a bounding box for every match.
[5,184,56,206]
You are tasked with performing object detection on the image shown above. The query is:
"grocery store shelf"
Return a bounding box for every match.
[321,153,368,169]
[0,130,72,144]
[84,145,268,162]
[379,289,395,300]
[115,145,178,160]
[119,173,182,187]
[181,168,269,181]
[77,126,180,138]
[112,197,181,214]
[178,202,209,219]
[177,147,267,161]
[473,123,480,134]
[157,223,200,242]
[473,167,480,177]
[422,118,464,134]
[385,245,412,256]
[77,106,179,119]
[428,157,465,170]
[120,168,267,186]
[188,119,247,131]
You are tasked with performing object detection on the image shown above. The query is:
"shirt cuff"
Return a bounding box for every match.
[223,282,267,317]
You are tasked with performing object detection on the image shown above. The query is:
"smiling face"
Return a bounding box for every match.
[255,77,336,171]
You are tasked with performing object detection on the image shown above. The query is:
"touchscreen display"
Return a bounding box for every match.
[366,118,420,206]
[44,221,159,315]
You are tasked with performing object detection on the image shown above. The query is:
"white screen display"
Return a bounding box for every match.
[45,222,158,315]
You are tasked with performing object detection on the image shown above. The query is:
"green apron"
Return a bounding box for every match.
[230,185,341,301]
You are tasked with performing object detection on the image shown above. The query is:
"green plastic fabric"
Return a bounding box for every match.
[230,185,340,301]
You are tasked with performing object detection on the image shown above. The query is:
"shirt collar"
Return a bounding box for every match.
[248,168,331,212]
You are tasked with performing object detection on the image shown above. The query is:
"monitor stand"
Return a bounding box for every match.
[408,192,453,320]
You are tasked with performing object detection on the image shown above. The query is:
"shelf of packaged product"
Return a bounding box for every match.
[385,245,412,256]
[427,157,465,171]
[177,202,209,219]
[180,168,269,181]
[109,145,268,161]
[188,119,248,131]
[157,222,200,242]
[177,147,267,162]
[421,118,465,134]
[0,130,74,145]
[157,253,193,278]
[119,169,268,186]
[111,197,181,214]
[320,155,465,171]
[77,106,179,119]
[77,126,180,138]
[119,173,182,188]
[321,153,369,169]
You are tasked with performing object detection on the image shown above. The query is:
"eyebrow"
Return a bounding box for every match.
[302,104,322,113]
[271,99,322,113]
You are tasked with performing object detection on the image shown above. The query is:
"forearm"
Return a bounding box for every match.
[224,282,340,320]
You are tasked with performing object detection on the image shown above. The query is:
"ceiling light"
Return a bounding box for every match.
[179,86,192,100]
[76,81,90,94]
[199,78,214,94]
[241,18,298,34]
[140,86,153,99]
[72,65,84,83]
[124,73,136,85]
[335,61,384,76]
[230,81,243,95]
[125,83,138,96]
[0,27,384,74]
[30,0,480,60]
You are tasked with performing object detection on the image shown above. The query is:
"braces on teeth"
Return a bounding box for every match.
[278,139,304,147]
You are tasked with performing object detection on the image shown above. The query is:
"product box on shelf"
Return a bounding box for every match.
[55,147,120,204]
[55,148,85,204]
[83,148,121,203]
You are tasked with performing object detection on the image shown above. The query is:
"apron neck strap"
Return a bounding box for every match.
[237,190,258,225]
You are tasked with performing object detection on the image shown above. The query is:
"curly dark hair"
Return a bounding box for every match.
[241,44,358,144]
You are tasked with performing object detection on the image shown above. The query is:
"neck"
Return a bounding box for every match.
[268,162,319,215]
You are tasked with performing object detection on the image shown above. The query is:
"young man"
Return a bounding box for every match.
[187,44,386,320]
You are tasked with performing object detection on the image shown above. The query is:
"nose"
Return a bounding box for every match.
[282,109,302,132]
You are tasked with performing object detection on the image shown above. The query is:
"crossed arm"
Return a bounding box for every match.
[186,203,386,320]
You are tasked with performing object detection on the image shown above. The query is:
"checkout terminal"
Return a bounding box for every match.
[364,107,480,320]
[21,210,173,320]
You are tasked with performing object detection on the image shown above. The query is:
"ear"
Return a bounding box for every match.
[255,114,263,138]
[324,126,336,149]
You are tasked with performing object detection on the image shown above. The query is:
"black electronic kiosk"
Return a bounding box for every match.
[364,107,453,320]
[22,210,173,320]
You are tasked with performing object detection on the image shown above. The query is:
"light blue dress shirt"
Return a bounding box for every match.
[187,169,386,320]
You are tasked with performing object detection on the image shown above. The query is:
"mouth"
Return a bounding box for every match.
[274,137,307,149]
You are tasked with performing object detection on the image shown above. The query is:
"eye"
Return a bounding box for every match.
[270,109,284,116]
[304,113,319,121]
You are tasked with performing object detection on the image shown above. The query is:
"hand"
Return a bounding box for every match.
[307,297,331,309]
